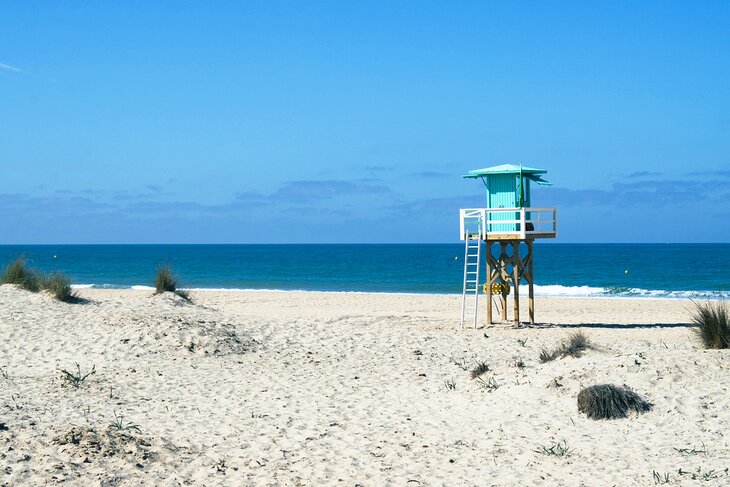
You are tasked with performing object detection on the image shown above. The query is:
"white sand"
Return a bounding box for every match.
[1,285,729,486]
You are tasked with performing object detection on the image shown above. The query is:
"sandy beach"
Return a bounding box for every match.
[1,285,728,486]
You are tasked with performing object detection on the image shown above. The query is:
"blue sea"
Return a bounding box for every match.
[0,244,728,299]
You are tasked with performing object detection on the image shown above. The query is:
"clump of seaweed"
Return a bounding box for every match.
[539,331,593,363]
[691,300,730,349]
[577,383,652,420]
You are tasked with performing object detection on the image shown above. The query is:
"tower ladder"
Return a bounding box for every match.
[460,233,482,329]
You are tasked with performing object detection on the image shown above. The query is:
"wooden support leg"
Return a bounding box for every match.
[512,241,520,324]
[486,242,493,324]
[500,242,507,321]
[527,240,534,324]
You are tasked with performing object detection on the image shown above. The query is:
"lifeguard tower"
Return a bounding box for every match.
[459,164,557,328]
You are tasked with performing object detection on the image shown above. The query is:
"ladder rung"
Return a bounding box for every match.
[462,237,481,327]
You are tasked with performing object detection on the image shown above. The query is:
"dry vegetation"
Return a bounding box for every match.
[1,257,78,302]
[154,266,191,302]
[539,331,593,362]
[691,300,729,349]
[577,384,652,420]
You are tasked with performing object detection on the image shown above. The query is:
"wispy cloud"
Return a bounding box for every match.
[364,165,394,172]
[0,62,22,73]
[386,194,483,214]
[273,179,391,202]
[626,171,662,178]
[409,171,449,179]
[686,169,730,178]
[534,177,730,208]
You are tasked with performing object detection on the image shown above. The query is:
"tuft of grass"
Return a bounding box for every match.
[677,467,723,481]
[42,273,78,303]
[451,357,470,371]
[1,257,81,303]
[577,383,652,420]
[1,257,41,292]
[475,376,499,392]
[652,470,670,484]
[674,443,706,456]
[470,361,490,379]
[535,441,573,457]
[60,363,96,388]
[538,348,554,363]
[109,411,142,433]
[444,379,457,390]
[691,300,730,349]
[155,266,178,293]
[154,266,192,302]
[175,288,191,302]
[539,331,593,363]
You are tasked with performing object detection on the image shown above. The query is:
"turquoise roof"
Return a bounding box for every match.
[463,163,552,185]
[463,164,546,177]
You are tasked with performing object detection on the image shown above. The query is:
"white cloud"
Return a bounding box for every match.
[0,62,22,73]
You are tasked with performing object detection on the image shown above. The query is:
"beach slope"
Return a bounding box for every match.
[1,286,728,485]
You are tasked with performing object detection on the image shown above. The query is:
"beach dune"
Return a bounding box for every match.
[2,285,728,486]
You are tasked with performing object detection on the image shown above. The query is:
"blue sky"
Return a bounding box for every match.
[2,1,729,243]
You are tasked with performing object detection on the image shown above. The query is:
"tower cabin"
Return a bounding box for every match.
[459,164,557,328]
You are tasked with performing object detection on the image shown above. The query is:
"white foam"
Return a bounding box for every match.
[67,283,728,300]
[523,284,728,300]
[526,284,604,297]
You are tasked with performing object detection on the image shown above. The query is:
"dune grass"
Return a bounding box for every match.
[1,257,41,292]
[539,331,593,363]
[535,441,573,457]
[1,257,80,302]
[42,273,79,303]
[691,300,730,349]
[155,266,178,293]
[577,383,652,420]
[60,363,96,388]
[154,266,191,302]
[470,361,490,379]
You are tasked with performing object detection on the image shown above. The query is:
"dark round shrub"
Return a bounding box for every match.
[577,384,652,420]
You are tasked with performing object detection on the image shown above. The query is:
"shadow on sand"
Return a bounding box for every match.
[511,322,693,330]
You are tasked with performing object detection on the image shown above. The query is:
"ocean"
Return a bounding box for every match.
[0,244,728,299]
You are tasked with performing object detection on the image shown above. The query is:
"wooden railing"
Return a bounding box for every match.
[459,207,557,240]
